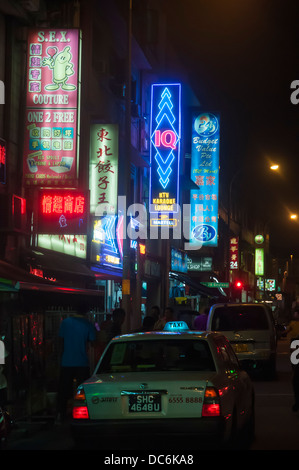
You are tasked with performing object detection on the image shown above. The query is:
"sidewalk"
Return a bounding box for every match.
[4,417,74,450]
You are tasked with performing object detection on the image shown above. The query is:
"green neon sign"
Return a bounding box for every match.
[255,248,264,276]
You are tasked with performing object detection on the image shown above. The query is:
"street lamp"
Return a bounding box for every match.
[290,214,298,220]
[270,164,279,171]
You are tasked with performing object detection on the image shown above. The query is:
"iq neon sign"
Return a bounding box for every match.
[149,83,181,224]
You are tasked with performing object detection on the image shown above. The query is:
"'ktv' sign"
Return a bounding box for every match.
[149,83,181,227]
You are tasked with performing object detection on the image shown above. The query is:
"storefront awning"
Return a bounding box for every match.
[17,282,104,297]
[169,272,227,299]
[0,260,53,287]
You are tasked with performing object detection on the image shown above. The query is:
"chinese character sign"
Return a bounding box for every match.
[190,112,220,247]
[255,248,264,276]
[0,138,6,184]
[149,83,181,222]
[37,189,88,234]
[229,237,239,270]
[23,29,81,187]
[89,124,119,215]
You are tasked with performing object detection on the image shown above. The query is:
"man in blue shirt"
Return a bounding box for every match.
[56,303,96,423]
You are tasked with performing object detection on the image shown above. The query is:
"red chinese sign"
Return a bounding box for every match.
[0,138,6,184]
[229,237,239,270]
[38,189,88,234]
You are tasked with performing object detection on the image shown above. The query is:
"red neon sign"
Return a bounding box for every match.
[41,194,85,214]
[38,190,88,235]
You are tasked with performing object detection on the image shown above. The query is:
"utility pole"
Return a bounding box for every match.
[122,0,132,332]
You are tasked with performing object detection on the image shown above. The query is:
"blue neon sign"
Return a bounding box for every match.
[149,83,181,218]
[190,112,220,247]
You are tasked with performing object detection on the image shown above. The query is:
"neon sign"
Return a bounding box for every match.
[190,112,220,247]
[149,83,181,224]
[0,138,6,184]
[89,124,119,215]
[37,189,88,234]
[91,214,123,270]
[23,29,81,187]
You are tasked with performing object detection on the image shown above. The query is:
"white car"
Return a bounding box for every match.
[71,321,255,449]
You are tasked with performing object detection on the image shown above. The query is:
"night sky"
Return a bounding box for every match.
[164,0,299,257]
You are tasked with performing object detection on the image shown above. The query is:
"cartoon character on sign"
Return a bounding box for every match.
[42,46,76,91]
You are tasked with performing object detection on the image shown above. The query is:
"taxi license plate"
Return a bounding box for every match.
[128,394,161,413]
[233,343,249,353]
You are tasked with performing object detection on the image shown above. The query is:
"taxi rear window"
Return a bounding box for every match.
[211,305,268,331]
[97,339,215,373]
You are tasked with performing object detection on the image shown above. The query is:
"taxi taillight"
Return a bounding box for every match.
[202,387,220,417]
[73,387,89,420]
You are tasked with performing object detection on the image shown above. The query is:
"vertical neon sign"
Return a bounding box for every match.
[149,83,181,226]
[190,112,220,246]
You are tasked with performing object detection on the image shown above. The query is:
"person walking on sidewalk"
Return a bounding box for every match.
[56,302,96,423]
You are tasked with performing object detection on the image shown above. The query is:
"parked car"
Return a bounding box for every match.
[206,303,277,377]
[71,321,255,449]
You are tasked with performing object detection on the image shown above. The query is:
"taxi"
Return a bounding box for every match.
[71,321,255,448]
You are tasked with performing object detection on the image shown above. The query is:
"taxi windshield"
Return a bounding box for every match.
[96,339,215,373]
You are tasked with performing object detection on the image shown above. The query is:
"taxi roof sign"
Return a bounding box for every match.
[163,321,189,331]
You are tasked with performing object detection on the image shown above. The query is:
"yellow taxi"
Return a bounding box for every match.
[71,321,255,449]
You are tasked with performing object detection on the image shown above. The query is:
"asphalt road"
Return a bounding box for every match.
[3,337,299,452]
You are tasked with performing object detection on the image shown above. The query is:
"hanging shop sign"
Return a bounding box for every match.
[23,29,81,187]
[91,214,123,270]
[187,256,213,272]
[171,247,188,273]
[89,124,119,215]
[189,112,220,247]
[229,237,239,270]
[149,83,181,226]
[0,138,6,184]
[37,189,88,234]
[255,248,264,276]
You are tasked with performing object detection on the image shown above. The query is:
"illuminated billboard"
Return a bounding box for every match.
[89,124,119,215]
[0,138,6,184]
[255,248,264,276]
[23,29,81,187]
[91,214,123,270]
[37,189,88,234]
[189,112,220,247]
[37,234,87,259]
[149,83,181,226]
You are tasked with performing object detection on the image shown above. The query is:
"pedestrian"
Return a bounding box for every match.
[134,315,156,332]
[154,306,175,330]
[149,305,160,323]
[193,307,209,330]
[285,310,299,343]
[106,308,126,343]
[56,302,96,423]
[285,310,299,411]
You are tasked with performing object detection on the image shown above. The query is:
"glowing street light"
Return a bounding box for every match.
[290,214,298,220]
[270,164,279,171]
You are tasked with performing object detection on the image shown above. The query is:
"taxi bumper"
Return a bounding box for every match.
[71,417,227,445]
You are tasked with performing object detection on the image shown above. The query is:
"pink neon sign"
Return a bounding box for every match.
[23,29,81,187]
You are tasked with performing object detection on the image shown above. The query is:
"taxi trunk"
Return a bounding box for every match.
[82,371,219,420]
